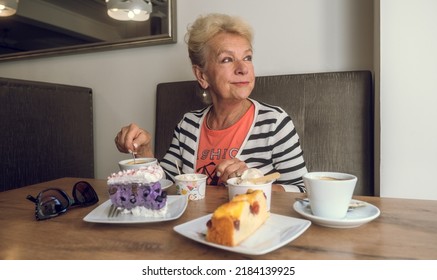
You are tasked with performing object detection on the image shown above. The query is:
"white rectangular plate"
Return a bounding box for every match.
[83,195,188,224]
[173,213,311,255]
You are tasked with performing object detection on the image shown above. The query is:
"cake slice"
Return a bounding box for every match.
[107,163,168,217]
[206,189,269,246]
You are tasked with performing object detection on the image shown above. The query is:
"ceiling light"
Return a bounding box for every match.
[0,0,18,17]
[106,0,152,21]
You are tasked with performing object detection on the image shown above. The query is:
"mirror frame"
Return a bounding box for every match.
[0,0,177,62]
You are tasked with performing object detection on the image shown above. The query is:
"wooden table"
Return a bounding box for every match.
[1,177,436,260]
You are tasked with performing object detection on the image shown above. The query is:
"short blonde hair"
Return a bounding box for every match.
[185,13,254,67]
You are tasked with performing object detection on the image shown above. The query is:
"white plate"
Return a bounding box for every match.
[293,199,380,228]
[83,195,188,224]
[159,179,173,190]
[173,213,311,255]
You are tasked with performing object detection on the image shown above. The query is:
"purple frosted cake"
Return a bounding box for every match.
[107,164,168,217]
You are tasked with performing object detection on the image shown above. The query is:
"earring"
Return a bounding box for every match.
[202,91,207,98]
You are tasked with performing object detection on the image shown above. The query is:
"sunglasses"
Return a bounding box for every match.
[26,181,99,221]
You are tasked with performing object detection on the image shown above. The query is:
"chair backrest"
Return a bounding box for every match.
[0,77,94,192]
[155,71,374,195]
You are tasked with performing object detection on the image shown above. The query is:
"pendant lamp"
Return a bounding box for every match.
[0,0,18,17]
[106,0,152,21]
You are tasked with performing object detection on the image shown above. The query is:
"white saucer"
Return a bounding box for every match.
[293,199,380,228]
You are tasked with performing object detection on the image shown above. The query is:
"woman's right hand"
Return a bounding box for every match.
[114,123,154,157]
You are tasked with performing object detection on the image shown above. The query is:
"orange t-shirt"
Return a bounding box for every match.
[196,103,255,185]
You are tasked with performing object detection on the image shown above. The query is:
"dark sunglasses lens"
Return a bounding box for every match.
[73,181,98,206]
[37,189,70,219]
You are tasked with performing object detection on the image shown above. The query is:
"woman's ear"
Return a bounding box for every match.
[192,65,209,89]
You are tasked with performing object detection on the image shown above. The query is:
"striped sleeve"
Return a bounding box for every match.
[239,101,307,192]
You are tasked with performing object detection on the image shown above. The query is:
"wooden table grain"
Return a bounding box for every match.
[1,177,436,260]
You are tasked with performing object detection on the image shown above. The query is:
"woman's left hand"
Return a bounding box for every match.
[216,158,248,184]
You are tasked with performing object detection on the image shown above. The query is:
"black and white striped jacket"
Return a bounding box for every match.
[160,99,307,192]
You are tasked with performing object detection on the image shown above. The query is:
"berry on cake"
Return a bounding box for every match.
[206,189,269,246]
[107,163,168,217]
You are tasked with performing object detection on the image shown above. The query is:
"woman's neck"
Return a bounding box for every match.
[207,99,251,130]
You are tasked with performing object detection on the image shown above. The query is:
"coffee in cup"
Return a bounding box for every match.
[118,157,158,171]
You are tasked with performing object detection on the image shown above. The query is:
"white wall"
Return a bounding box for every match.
[14,1,437,198]
[380,0,437,200]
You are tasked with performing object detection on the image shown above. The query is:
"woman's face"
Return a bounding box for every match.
[195,32,255,103]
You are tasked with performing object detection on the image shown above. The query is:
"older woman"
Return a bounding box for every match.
[115,13,307,192]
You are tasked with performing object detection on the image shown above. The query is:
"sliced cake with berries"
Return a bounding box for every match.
[206,189,269,246]
[107,163,168,217]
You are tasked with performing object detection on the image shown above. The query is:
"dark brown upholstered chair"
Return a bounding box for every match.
[155,71,374,195]
[0,77,94,192]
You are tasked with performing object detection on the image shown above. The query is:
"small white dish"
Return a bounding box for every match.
[173,213,311,255]
[159,179,173,190]
[293,199,380,228]
[83,195,187,224]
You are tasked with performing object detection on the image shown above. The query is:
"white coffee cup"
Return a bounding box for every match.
[118,157,158,171]
[226,177,272,211]
[303,172,357,219]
